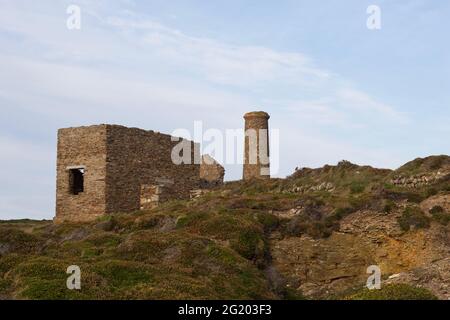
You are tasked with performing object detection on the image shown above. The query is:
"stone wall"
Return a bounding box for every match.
[200,154,225,188]
[105,125,200,214]
[391,170,450,188]
[55,125,108,223]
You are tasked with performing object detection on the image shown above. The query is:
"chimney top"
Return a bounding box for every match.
[244,111,270,119]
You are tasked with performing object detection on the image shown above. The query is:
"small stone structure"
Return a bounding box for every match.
[200,155,225,188]
[190,189,209,200]
[55,124,224,223]
[243,111,270,180]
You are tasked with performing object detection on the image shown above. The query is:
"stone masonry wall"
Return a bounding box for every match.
[140,184,175,210]
[55,125,108,223]
[199,154,225,188]
[55,124,200,223]
[105,125,200,214]
[243,111,270,180]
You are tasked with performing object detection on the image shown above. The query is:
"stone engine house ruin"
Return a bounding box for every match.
[55,124,224,223]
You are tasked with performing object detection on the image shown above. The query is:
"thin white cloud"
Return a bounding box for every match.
[105,15,331,87]
[101,13,406,123]
[337,88,408,123]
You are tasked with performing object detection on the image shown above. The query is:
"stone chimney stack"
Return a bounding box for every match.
[243,111,270,180]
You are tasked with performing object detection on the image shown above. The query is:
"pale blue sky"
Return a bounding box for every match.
[0,0,449,219]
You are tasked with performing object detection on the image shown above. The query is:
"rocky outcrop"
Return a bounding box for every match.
[288,182,335,194]
[420,194,450,214]
[391,170,449,188]
[270,201,450,299]
[384,257,450,300]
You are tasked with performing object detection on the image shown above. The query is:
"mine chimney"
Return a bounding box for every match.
[243,111,270,180]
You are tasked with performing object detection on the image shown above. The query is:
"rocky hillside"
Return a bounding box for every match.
[0,155,449,300]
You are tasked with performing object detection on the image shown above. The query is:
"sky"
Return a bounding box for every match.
[0,0,449,220]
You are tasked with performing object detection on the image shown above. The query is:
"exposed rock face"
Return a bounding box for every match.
[271,200,450,299]
[420,194,450,214]
[384,257,450,300]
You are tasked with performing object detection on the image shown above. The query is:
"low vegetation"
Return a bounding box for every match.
[346,284,437,300]
[0,156,448,300]
[429,205,450,226]
[397,206,430,231]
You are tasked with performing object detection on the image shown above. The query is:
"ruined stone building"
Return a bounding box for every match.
[55,111,270,223]
[55,124,223,223]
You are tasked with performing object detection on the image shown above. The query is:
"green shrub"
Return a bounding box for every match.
[347,284,437,300]
[230,230,265,262]
[283,287,307,300]
[256,212,279,231]
[14,257,68,280]
[94,260,153,288]
[0,254,22,276]
[405,192,425,203]
[19,278,81,300]
[429,157,445,170]
[206,245,239,266]
[198,215,250,240]
[426,187,438,197]
[383,200,396,213]
[429,205,444,214]
[349,182,366,194]
[306,221,334,239]
[397,207,430,231]
[84,233,122,247]
[283,216,308,237]
[429,206,450,225]
[0,278,12,292]
[176,211,210,228]
[283,215,337,239]
[333,207,355,219]
[0,228,42,253]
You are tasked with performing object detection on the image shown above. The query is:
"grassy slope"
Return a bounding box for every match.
[0,156,448,300]
[0,208,277,299]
